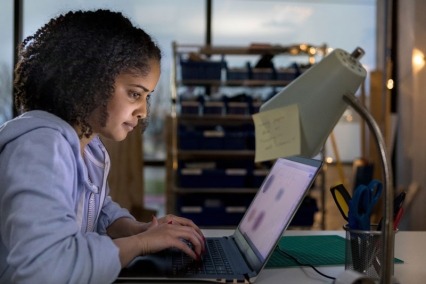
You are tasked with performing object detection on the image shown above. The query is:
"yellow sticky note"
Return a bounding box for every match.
[252,104,300,162]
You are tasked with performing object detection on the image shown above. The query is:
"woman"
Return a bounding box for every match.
[0,9,204,283]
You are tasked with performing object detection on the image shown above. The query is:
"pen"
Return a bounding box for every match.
[393,207,404,230]
[377,190,406,231]
[394,191,406,215]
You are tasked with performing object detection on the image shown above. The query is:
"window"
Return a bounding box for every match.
[0,0,376,162]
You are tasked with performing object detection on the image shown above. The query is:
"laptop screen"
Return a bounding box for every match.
[238,156,321,261]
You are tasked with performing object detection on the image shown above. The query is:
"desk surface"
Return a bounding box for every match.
[121,229,426,283]
[206,229,426,283]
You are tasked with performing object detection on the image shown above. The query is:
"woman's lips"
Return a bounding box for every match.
[123,122,137,131]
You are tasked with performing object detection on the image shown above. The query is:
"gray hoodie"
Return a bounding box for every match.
[0,110,134,283]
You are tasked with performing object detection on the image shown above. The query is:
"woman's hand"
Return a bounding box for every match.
[113,215,205,268]
[149,214,204,239]
[137,215,205,259]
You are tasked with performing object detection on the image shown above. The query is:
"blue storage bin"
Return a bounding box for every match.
[178,168,247,188]
[199,130,225,150]
[227,68,250,81]
[246,131,255,150]
[178,130,201,150]
[222,168,247,187]
[181,60,222,80]
[203,101,225,115]
[176,193,254,226]
[252,169,269,188]
[275,67,297,81]
[180,100,201,115]
[223,131,247,150]
[251,68,275,80]
[178,168,205,188]
[226,102,249,115]
[226,62,250,81]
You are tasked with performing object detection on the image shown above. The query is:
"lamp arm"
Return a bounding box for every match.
[343,93,394,284]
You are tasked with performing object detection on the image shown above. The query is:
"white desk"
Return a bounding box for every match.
[117,230,426,283]
[204,229,426,284]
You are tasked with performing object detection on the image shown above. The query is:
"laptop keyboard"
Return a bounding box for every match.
[171,239,234,275]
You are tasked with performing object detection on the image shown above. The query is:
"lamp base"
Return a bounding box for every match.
[334,271,401,284]
[334,270,374,284]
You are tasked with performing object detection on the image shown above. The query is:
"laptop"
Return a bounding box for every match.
[116,156,323,283]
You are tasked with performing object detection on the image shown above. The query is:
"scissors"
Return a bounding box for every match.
[330,184,352,221]
[348,179,383,230]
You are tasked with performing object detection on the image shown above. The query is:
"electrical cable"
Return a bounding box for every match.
[276,246,336,280]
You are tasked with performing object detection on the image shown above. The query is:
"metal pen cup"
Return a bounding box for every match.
[343,224,395,280]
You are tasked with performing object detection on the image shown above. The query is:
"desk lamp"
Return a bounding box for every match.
[260,47,394,283]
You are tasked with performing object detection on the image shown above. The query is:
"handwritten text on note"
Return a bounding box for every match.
[252,104,300,162]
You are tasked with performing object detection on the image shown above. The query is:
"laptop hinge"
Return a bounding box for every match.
[229,236,257,277]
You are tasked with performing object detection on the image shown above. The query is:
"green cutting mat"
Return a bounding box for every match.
[266,235,403,268]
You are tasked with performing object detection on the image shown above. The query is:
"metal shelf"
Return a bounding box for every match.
[179,79,291,87]
[177,115,253,124]
[175,43,328,58]
[167,42,327,228]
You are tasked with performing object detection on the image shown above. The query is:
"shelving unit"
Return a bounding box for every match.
[166,42,327,228]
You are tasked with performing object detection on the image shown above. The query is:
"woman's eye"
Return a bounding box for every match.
[130,92,141,99]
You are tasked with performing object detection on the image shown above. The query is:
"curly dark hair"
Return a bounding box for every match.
[14,9,162,137]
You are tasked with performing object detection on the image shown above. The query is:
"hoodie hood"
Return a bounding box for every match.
[0,110,80,153]
[0,110,86,185]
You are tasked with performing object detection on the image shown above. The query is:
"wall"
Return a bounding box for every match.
[397,0,426,230]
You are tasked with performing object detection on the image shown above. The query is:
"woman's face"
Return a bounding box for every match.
[91,60,161,142]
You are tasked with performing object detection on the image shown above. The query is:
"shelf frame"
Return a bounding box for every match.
[167,42,328,228]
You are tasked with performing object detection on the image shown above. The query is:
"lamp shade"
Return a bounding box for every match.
[260,48,367,158]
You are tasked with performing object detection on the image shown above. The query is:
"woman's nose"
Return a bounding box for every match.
[135,103,147,119]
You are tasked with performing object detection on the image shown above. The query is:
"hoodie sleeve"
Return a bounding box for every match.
[0,128,121,284]
[97,194,135,235]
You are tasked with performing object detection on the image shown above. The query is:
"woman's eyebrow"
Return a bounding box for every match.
[129,83,150,92]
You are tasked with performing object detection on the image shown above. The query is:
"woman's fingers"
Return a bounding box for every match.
[137,222,204,260]
[151,215,159,226]
[169,224,204,257]
[173,238,200,261]
[161,215,205,243]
